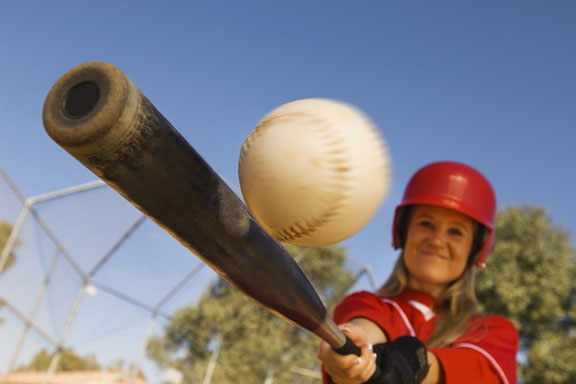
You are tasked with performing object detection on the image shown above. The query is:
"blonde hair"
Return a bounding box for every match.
[376,255,480,348]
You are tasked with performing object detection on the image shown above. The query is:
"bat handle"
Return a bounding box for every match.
[332,335,362,356]
[332,335,386,382]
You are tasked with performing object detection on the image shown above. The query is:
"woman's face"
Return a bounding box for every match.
[403,204,475,297]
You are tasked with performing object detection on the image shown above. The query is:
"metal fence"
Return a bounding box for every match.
[0,165,377,384]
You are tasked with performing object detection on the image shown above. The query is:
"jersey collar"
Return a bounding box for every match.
[399,287,438,321]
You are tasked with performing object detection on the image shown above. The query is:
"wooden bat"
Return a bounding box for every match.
[42,62,360,355]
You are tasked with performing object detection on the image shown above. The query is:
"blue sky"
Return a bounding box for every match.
[1,1,575,380]
[2,1,574,260]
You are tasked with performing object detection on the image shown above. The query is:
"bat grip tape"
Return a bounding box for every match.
[332,335,362,356]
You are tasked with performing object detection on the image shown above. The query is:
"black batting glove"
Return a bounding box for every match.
[363,336,430,384]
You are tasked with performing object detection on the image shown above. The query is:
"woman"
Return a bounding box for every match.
[317,161,518,384]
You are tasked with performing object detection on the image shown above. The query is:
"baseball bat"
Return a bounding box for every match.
[42,62,360,356]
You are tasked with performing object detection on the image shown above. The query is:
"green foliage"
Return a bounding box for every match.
[21,348,101,372]
[0,220,19,274]
[1,220,20,324]
[148,244,355,383]
[522,330,576,383]
[476,205,576,383]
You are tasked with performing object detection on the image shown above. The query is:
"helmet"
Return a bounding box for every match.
[392,161,496,268]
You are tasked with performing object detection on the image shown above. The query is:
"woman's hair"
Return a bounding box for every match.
[376,205,487,348]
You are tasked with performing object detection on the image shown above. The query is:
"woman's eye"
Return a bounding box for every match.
[419,220,434,229]
[449,228,463,236]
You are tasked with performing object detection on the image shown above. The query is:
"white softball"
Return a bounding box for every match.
[238,98,392,246]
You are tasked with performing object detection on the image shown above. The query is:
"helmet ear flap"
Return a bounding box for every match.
[394,205,415,250]
[468,225,488,267]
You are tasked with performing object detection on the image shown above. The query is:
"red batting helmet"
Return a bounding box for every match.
[392,161,496,268]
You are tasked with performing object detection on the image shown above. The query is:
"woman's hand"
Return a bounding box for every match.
[317,323,378,384]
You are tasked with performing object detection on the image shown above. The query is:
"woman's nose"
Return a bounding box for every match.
[426,229,445,247]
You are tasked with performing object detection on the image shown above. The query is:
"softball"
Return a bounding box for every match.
[238,98,391,246]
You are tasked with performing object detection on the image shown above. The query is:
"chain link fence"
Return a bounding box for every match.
[0,165,377,384]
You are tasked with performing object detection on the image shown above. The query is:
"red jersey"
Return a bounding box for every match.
[326,289,518,384]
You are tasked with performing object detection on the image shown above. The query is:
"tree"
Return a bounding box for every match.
[0,220,19,274]
[108,358,126,372]
[476,205,576,383]
[1,220,20,324]
[148,244,356,383]
[20,348,101,372]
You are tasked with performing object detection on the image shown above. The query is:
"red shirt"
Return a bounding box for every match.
[326,289,518,384]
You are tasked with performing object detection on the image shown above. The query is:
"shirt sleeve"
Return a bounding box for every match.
[431,315,519,384]
[333,291,412,340]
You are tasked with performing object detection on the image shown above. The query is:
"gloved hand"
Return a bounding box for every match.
[363,336,430,384]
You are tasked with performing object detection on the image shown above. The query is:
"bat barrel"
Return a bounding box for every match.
[42,62,348,350]
[43,62,138,159]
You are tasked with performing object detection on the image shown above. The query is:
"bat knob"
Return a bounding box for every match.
[332,335,361,356]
